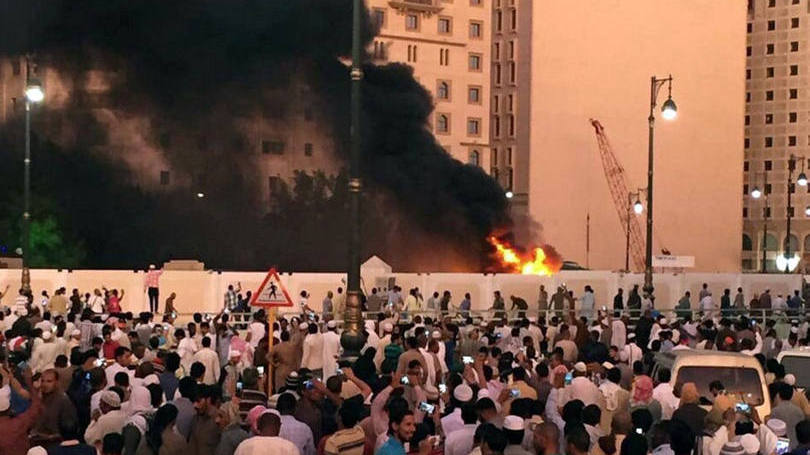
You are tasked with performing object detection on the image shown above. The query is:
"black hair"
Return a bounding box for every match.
[566,423,591,453]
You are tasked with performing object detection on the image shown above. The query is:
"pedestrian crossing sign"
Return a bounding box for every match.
[250,268,294,308]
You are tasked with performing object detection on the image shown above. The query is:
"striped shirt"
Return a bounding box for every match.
[324,426,366,455]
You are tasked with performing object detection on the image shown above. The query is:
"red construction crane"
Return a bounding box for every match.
[589,119,645,272]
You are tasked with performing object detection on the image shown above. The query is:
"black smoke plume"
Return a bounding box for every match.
[0,0,511,271]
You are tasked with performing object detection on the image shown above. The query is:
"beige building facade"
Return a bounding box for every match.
[368,0,492,170]
[515,0,746,272]
[743,0,810,273]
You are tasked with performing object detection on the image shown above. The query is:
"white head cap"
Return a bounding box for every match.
[383,322,393,333]
[327,320,337,329]
[740,434,760,455]
[785,374,796,386]
[503,415,525,431]
[574,362,587,373]
[41,331,52,341]
[453,384,474,402]
[299,322,309,330]
[767,418,787,437]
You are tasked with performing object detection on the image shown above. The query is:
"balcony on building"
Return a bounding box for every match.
[388,0,443,15]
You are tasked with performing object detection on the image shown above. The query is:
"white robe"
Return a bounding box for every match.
[321,330,341,380]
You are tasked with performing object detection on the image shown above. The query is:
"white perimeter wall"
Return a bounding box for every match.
[1,268,803,316]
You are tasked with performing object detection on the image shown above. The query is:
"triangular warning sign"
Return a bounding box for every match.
[250,268,294,308]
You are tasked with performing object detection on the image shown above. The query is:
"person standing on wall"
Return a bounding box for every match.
[144,264,163,314]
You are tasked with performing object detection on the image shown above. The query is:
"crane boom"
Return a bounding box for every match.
[589,119,646,272]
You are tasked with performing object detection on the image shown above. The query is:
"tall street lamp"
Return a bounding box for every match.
[21,76,44,294]
[750,169,770,273]
[625,188,646,273]
[643,75,677,298]
[341,0,365,361]
[785,154,807,273]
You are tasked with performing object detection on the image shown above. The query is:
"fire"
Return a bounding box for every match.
[488,236,563,276]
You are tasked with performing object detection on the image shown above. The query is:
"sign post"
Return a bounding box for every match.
[249,268,293,394]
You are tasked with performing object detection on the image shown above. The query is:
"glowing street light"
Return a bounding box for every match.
[196,192,205,198]
[799,172,808,187]
[661,97,677,120]
[505,191,514,199]
[25,79,44,103]
[804,206,810,216]
[633,199,644,214]
[751,187,762,199]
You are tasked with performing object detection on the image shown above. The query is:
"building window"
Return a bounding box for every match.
[745,138,750,148]
[789,207,796,217]
[747,23,753,33]
[746,69,751,80]
[492,148,499,166]
[747,46,752,57]
[790,88,798,98]
[373,41,388,60]
[508,40,515,59]
[509,62,516,83]
[160,171,170,185]
[438,17,452,34]
[764,207,772,217]
[767,43,774,54]
[469,21,482,38]
[493,95,499,113]
[304,143,313,156]
[469,150,480,166]
[792,17,800,28]
[791,65,799,75]
[767,90,774,100]
[437,80,450,100]
[494,63,501,84]
[467,118,481,136]
[406,14,418,30]
[262,140,285,155]
[373,8,386,29]
[506,147,513,165]
[789,135,798,146]
[743,184,749,195]
[508,114,515,136]
[469,53,482,71]
[767,67,774,77]
[407,45,418,62]
[468,86,481,104]
[791,41,800,52]
[510,8,517,29]
[493,43,500,60]
[746,92,751,102]
[768,20,776,30]
[507,94,514,112]
[506,167,514,189]
[493,115,500,137]
[496,10,502,32]
[765,160,773,170]
[769,0,776,7]
[743,208,749,219]
[793,0,800,4]
[765,183,772,194]
[471,0,482,5]
[765,137,774,147]
[439,48,449,66]
[766,113,773,124]
[745,115,750,125]
[744,161,750,172]
[436,113,450,133]
[790,112,798,122]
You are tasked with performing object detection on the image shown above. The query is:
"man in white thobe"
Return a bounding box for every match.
[321,321,341,380]
[191,336,221,385]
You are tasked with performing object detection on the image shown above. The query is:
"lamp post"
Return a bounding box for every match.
[785,154,807,273]
[625,189,645,272]
[20,77,44,294]
[643,75,677,298]
[750,169,769,273]
[340,0,365,361]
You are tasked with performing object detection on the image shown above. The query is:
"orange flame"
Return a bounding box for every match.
[488,236,563,276]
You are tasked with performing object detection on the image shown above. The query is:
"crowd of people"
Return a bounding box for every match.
[0,279,807,455]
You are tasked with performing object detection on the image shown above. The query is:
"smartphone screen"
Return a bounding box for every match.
[565,372,573,385]
[463,356,474,365]
[419,401,435,414]
[776,438,790,455]
[510,388,520,398]
[735,403,750,413]
[257,366,265,375]
[400,376,410,385]
[438,384,447,394]
[236,381,243,391]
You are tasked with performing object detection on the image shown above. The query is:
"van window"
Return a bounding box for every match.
[780,356,810,389]
[675,366,764,405]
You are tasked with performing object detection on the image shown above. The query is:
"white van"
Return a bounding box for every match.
[777,347,810,389]
[652,350,771,417]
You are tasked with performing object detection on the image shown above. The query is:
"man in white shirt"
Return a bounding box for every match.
[374,322,393,370]
[87,289,105,314]
[301,323,324,376]
[105,346,135,387]
[84,390,128,446]
[248,313,267,349]
[192,336,221,385]
[321,321,341,380]
[700,292,716,317]
[611,316,627,350]
[30,331,62,374]
[235,411,301,455]
[562,362,601,407]
[651,368,680,420]
[176,329,198,373]
[442,384,473,436]
[444,404,479,455]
